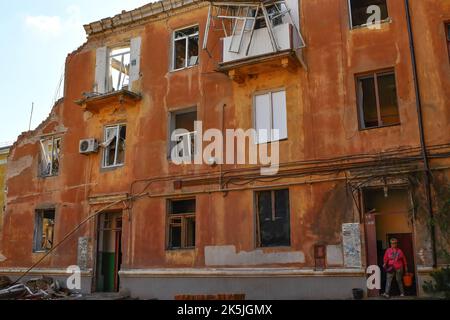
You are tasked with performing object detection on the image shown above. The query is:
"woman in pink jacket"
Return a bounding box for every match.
[382,238,408,298]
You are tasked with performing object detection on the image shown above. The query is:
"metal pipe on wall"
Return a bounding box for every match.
[404,0,437,268]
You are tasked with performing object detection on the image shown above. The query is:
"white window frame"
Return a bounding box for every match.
[39,136,61,177]
[102,124,127,169]
[108,46,131,92]
[253,89,288,144]
[172,25,200,71]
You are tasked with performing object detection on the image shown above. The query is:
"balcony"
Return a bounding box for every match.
[75,89,141,113]
[203,0,306,83]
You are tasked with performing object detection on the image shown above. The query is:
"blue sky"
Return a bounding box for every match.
[0,0,153,146]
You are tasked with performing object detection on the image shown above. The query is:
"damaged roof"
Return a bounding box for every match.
[83,0,204,36]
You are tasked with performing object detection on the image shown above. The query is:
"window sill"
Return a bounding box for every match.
[170,65,199,74]
[257,245,292,251]
[33,250,50,254]
[350,18,392,31]
[166,247,196,252]
[101,164,125,172]
[38,174,59,179]
[359,122,401,131]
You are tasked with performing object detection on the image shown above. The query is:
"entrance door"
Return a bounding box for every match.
[363,187,417,297]
[96,212,123,292]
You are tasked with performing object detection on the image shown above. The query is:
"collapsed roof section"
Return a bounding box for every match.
[203,0,306,68]
[84,0,204,36]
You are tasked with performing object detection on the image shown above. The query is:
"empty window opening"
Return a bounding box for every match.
[103,124,126,168]
[173,26,199,70]
[169,109,198,160]
[349,0,389,28]
[256,189,291,247]
[95,37,141,94]
[96,212,122,292]
[254,89,288,144]
[108,47,130,92]
[168,199,196,250]
[39,137,61,177]
[33,209,55,252]
[357,70,399,129]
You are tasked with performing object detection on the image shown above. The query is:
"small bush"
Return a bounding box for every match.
[423,267,450,299]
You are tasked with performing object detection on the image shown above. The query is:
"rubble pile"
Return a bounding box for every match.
[0,276,78,300]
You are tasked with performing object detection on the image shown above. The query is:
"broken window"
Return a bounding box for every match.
[33,209,55,252]
[108,47,130,91]
[256,189,291,247]
[95,37,141,94]
[202,1,305,60]
[357,70,400,129]
[39,137,61,177]
[168,199,196,249]
[169,109,198,160]
[103,124,127,168]
[173,26,199,70]
[254,90,288,144]
[349,0,389,28]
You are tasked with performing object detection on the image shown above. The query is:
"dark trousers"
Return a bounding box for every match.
[385,268,405,295]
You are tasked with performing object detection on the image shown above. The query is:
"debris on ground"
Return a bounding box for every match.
[0,276,80,300]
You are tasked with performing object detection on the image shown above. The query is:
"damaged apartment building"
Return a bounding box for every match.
[0,0,450,299]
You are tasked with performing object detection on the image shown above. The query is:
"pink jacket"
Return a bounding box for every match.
[384,248,408,271]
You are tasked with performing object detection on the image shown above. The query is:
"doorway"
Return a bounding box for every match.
[96,211,122,292]
[363,187,417,297]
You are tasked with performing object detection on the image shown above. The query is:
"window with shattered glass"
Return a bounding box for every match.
[103,124,127,168]
[33,209,55,252]
[169,109,197,160]
[173,26,199,70]
[108,47,131,91]
[39,137,61,177]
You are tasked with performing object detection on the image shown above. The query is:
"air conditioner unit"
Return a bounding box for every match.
[79,139,99,154]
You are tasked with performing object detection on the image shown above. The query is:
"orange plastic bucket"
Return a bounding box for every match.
[403,273,414,287]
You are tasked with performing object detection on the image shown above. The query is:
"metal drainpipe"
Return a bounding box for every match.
[404,0,437,268]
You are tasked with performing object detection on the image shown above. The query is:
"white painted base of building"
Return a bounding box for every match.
[119,268,367,300]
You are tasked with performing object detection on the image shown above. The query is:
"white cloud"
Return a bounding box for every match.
[24,5,83,39]
[25,15,62,36]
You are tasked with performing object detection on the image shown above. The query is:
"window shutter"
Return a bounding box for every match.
[272,90,288,141]
[129,37,142,91]
[95,47,108,94]
[255,93,272,144]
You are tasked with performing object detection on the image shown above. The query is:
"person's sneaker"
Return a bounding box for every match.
[382,293,390,299]
[400,294,405,297]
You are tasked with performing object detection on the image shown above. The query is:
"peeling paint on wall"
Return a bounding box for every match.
[205,245,305,267]
[6,156,33,180]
